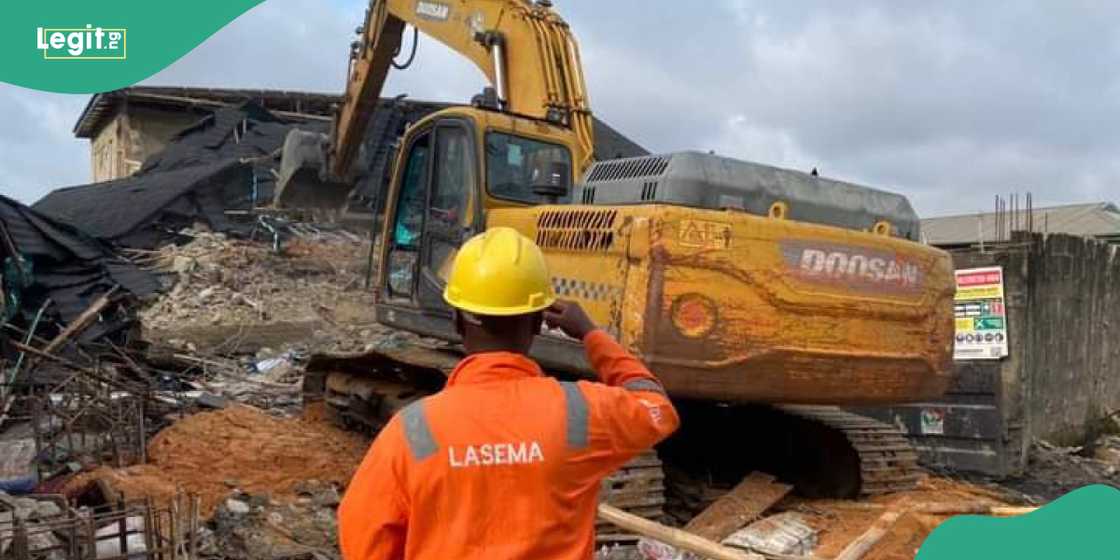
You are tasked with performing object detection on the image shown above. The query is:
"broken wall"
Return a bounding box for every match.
[1022,233,1120,444]
[860,232,1120,476]
[90,110,123,182]
[89,105,212,182]
[125,106,203,175]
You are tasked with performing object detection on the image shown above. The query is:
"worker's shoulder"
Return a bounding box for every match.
[380,397,441,461]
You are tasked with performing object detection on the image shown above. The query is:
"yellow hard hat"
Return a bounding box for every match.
[443,227,556,316]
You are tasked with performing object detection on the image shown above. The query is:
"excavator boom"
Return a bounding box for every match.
[331,0,595,181]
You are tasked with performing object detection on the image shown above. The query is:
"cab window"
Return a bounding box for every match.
[485,132,572,204]
[426,126,475,281]
[387,131,431,296]
[430,126,474,229]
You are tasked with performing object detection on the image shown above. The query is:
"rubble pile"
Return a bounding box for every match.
[136,229,382,355]
[999,438,1120,502]
[208,480,344,560]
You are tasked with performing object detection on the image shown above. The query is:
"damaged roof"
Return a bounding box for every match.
[39,102,301,248]
[71,85,648,160]
[140,101,323,174]
[73,86,336,138]
[0,194,158,339]
[34,160,249,246]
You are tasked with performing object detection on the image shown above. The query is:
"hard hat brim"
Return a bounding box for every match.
[443,290,556,317]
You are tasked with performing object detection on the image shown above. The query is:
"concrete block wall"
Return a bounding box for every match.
[860,232,1120,476]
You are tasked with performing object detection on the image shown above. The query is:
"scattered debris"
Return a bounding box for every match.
[997,439,1120,502]
[684,472,792,542]
[598,503,761,560]
[0,492,200,560]
[723,512,818,557]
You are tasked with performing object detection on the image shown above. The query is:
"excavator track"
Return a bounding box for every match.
[777,405,923,497]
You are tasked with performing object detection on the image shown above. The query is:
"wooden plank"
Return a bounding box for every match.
[597,503,763,560]
[684,472,793,542]
[833,509,904,560]
[41,286,117,354]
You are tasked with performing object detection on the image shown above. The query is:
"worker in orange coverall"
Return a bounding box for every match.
[339,227,680,560]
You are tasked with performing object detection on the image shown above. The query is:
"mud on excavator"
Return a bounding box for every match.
[290,0,956,513]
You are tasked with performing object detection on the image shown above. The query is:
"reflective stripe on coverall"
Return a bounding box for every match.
[338,329,681,560]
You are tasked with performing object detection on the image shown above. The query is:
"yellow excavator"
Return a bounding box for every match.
[291,0,956,506]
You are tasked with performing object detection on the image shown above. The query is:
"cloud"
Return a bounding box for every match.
[0,87,88,203]
[2,0,1119,216]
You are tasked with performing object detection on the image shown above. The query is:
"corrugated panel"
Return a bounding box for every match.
[34,159,245,242]
[0,194,159,327]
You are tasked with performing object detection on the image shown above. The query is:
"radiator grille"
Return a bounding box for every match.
[585,155,670,183]
[535,209,619,251]
[580,186,597,204]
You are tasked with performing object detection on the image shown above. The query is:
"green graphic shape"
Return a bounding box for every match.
[917,485,1120,559]
[3,1,266,93]
[975,316,1004,330]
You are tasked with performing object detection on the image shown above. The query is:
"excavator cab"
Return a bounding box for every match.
[375,107,581,338]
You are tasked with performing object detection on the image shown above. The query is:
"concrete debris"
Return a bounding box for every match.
[226,498,252,516]
[636,539,698,560]
[93,516,147,559]
[999,439,1120,502]
[0,493,66,523]
[1091,435,1120,467]
[23,531,64,560]
[0,439,36,482]
[210,489,343,560]
[723,512,818,557]
[0,492,195,560]
[196,392,231,410]
[136,229,382,356]
[596,544,642,560]
[293,479,342,508]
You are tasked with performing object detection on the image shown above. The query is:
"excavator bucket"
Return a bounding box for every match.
[273,128,354,218]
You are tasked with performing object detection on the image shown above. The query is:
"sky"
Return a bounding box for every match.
[2,0,1118,218]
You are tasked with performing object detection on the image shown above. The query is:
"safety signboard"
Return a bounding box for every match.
[953,266,1008,360]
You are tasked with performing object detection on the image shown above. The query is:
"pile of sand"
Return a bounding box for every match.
[73,405,370,517]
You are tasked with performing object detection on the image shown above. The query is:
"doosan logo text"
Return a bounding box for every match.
[781,241,923,290]
[37,25,126,60]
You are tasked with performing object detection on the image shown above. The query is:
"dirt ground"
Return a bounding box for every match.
[72,404,370,518]
[792,476,1010,560]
